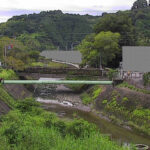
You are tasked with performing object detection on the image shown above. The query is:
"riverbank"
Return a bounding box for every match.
[53,80,150,139]
[0,97,131,150]
[0,69,131,149]
[31,76,150,146]
[0,86,129,149]
[95,83,150,137]
[20,73,150,143]
[1,69,149,147]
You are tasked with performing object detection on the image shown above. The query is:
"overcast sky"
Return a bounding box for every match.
[0,0,136,23]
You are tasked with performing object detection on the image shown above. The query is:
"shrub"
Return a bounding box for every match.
[143,72,150,86]
[102,99,108,104]
[0,69,16,79]
[16,98,40,113]
[67,119,97,138]
[92,87,102,99]
[122,97,128,103]
[81,92,91,105]
[107,69,118,80]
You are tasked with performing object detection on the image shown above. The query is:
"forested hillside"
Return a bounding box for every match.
[78,0,150,68]
[0,10,99,50]
[1,0,150,68]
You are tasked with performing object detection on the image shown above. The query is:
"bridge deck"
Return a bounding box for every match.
[2,80,113,85]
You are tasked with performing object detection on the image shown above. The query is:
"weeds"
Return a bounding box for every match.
[0,98,128,150]
[81,85,103,105]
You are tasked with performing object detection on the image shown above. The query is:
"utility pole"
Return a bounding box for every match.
[71,43,74,51]
[4,46,7,67]
[99,53,102,70]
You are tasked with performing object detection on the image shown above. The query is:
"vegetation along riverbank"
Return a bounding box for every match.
[0,69,134,150]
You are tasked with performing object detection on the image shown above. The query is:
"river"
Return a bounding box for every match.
[34,77,150,146]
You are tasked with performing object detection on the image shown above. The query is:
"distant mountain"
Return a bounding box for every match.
[0,10,99,50]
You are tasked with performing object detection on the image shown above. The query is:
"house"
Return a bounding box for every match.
[121,46,150,78]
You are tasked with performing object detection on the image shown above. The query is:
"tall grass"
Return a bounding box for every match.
[0,98,129,150]
[81,85,103,105]
[118,82,150,94]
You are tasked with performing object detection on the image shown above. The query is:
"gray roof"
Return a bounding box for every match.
[40,50,82,64]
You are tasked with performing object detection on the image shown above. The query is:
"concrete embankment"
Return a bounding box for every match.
[0,100,11,115]
[4,84,32,100]
[0,83,32,115]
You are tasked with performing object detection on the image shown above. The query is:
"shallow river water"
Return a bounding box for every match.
[35,78,150,146]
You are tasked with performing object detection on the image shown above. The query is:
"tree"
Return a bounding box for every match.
[0,37,27,61]
[132,0,148,10]
[78,32,120,68]
[28,51,40,61]
[6,56,25,71]
[94,11,135,46]
[0,11,98,50]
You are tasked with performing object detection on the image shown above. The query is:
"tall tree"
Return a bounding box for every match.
[78,32,120,67]
[94,11,135,46]
[132,0,148,10]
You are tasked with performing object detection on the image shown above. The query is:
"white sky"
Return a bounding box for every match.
[0,0,136,22]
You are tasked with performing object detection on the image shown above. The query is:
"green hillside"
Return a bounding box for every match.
[78,0,150,68]
[0,10,99,50]
[1,0,150,68]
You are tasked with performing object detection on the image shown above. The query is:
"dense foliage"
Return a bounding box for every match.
[0,37,42,70]
[143,72,150,86]
[101,89,150,136]
[1,1,150,68]
[81,85,103,105]
[78,32,120,67]
[79,0,150,67]
[132,0,148,10]
[0,97,129,150]
[0,68,17,80]
[0,10,99,50]
[94,11,135,47]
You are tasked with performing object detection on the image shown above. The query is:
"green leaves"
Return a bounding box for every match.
[0,11,98,50]
[78,31,120,67]
[94,11,135,46]
[132,0,148,10]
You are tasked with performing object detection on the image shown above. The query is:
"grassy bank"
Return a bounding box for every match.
[0,69,130,149]
[0,85,16,108]
[81,85,103,105]
[118,82,150,94]
[0,69,17,108]
[99,88,150,136]
[0,98,130,150]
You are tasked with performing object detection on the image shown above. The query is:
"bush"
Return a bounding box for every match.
[67,119,97,138]
[92,87,102,99]
[143,72,150,86]
[102,99,108,104]
[81,85,103,105]
[0,69,16,79]
[0,104,128,150]
[16,98,40,113]
[81,92,92,105]
[107,69,118,80]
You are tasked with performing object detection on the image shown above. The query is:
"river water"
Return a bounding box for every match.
[34,77,150,146]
